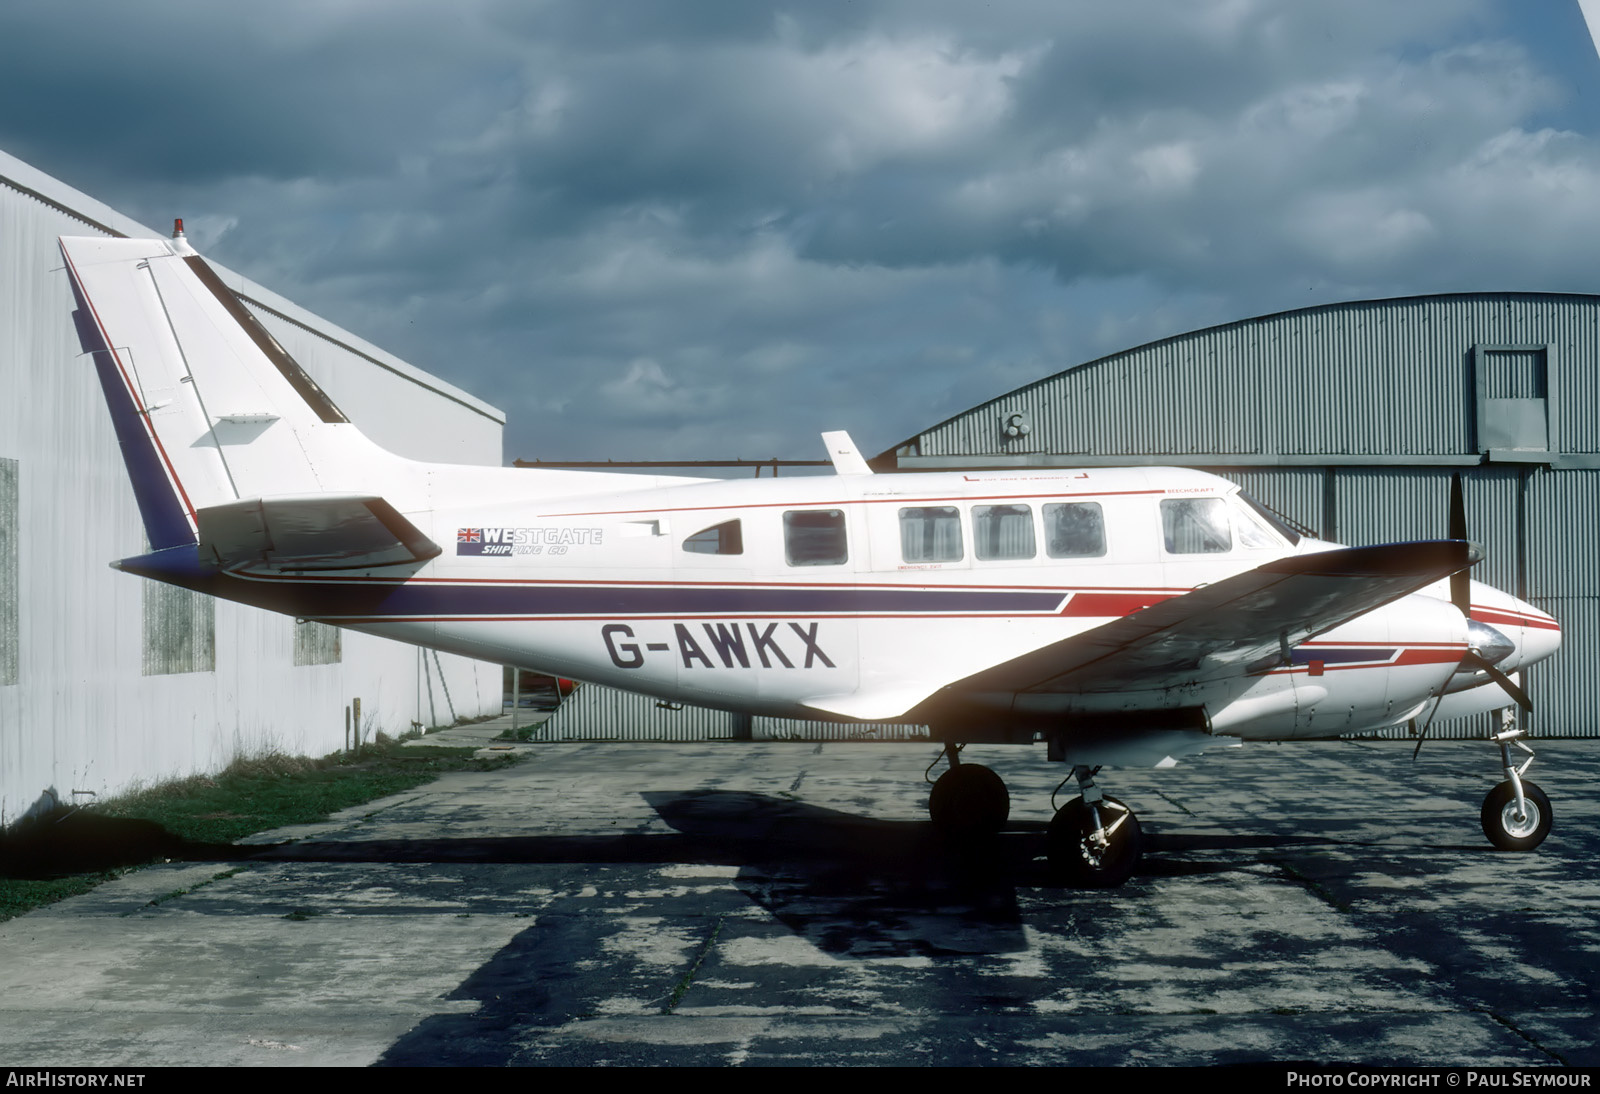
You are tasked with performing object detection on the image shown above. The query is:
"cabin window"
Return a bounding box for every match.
[900,506,963,563]
[1161,497,1231,554]
[683,519,744,555]
[973,504,1035,560]
[1044,502,1105,558]
[784,510,847,566]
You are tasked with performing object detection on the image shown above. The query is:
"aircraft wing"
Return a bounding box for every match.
[948,541,1476,698]
[195,495,441,571]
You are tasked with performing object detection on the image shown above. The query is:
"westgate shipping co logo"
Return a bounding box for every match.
[457,527,604,557]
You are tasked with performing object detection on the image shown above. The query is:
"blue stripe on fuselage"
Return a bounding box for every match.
[1291,647,1397,666]
[269,580,1070,619]
[109,557,1071,620]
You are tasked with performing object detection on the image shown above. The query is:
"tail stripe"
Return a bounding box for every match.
[182,255,350,425]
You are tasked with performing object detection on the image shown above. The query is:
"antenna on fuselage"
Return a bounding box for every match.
[820,431,873,476]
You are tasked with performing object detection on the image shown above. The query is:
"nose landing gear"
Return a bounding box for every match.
[1481,727,1552,852]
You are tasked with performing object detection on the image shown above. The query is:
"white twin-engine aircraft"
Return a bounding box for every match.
[60,229,1562,886]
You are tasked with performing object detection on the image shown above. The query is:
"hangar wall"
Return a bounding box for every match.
[0,150,507,826]
[884,292,1600,740]
[544,292,1597,745]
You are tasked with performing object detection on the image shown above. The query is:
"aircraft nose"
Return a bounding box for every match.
[1519,603,1562,667]
[1463,582,1560,674]
[1489,597,1561,673]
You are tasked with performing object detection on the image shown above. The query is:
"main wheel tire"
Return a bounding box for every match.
[1481,780,1552,852]
[1047,795,1142,887]
[928,763,1010,837]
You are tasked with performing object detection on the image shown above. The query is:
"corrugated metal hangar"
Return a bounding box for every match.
[547,292,1598,744]
[0,150,505,826]
[877,293,1596,741]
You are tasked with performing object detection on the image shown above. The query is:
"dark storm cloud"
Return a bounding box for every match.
[3,0,1598,462]
[0,3,517,187]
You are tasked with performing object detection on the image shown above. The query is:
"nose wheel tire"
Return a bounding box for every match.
[1481,780,1552,852]
[928,763,1010,837]
[1047,795,1142,887]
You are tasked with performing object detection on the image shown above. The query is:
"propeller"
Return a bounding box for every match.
[1448,471,1469,614]
[1446,473,1532,714]
[1415,473,1530,761]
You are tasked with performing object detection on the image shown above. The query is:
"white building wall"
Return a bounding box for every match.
[0,150,507,826]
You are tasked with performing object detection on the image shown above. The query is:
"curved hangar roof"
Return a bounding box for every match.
[880,292,1600,473]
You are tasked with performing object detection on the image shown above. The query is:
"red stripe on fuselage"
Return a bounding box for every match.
[1470,605,1560,632]
[543,488,1168,519]
[1062,591,1179,616]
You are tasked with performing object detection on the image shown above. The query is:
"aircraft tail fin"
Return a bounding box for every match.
[60,232,405,551]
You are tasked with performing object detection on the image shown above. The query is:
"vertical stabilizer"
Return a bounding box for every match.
[60,235,398,547]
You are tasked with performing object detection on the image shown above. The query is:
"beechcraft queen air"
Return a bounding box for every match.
[58,227,1563,886]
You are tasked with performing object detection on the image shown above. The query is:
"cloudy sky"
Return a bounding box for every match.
[3,1,1599,466]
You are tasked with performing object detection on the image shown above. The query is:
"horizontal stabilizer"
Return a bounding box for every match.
[196,495,440,571]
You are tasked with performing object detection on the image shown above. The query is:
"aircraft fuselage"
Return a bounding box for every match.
[125,464,1557,751]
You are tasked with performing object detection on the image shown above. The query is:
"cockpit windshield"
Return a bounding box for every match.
[1235,491,1307,545]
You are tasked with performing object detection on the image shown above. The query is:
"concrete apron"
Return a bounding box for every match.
[1,739,1596,1067]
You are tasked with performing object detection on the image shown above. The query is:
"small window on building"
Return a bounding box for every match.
[784,510,847,566]
[973,504,1035,560]
[143,580,215,675]
[1161,497,1231,554]
[683,519,743,555]
[900,506,963,563]
[0,457,16,686]
[1044,502,1106,558]
[1473,344,1555,461]
[294,620,342,666]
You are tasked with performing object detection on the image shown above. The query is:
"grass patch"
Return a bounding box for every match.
[663,915,726,1013]
[0,873,118,922]
[100,740,512,845]
[0,738,522,922]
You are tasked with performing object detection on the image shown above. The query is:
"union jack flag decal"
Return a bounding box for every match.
[457,528,482,543]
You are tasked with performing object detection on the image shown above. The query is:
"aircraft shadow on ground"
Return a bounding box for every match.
[1,788,1455,884]
[371,791,1499,1067]
[0,809,245,879]
[7,792,1516,1067]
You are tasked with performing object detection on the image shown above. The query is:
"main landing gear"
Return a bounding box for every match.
[926,744,1009,837]
[1481,725,1552,852]
[925,748,1144,887]
[1046,766,1143,887]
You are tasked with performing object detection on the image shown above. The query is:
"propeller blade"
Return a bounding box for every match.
[1461,651,1534,713]
[1449,472,1470,617]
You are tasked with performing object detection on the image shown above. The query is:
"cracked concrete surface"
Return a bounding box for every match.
[1,738,1596,1066]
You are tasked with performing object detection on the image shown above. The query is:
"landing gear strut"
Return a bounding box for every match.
[1047,766,1142,887]
[1481,725,1552,852]
[926,744,1009,837]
